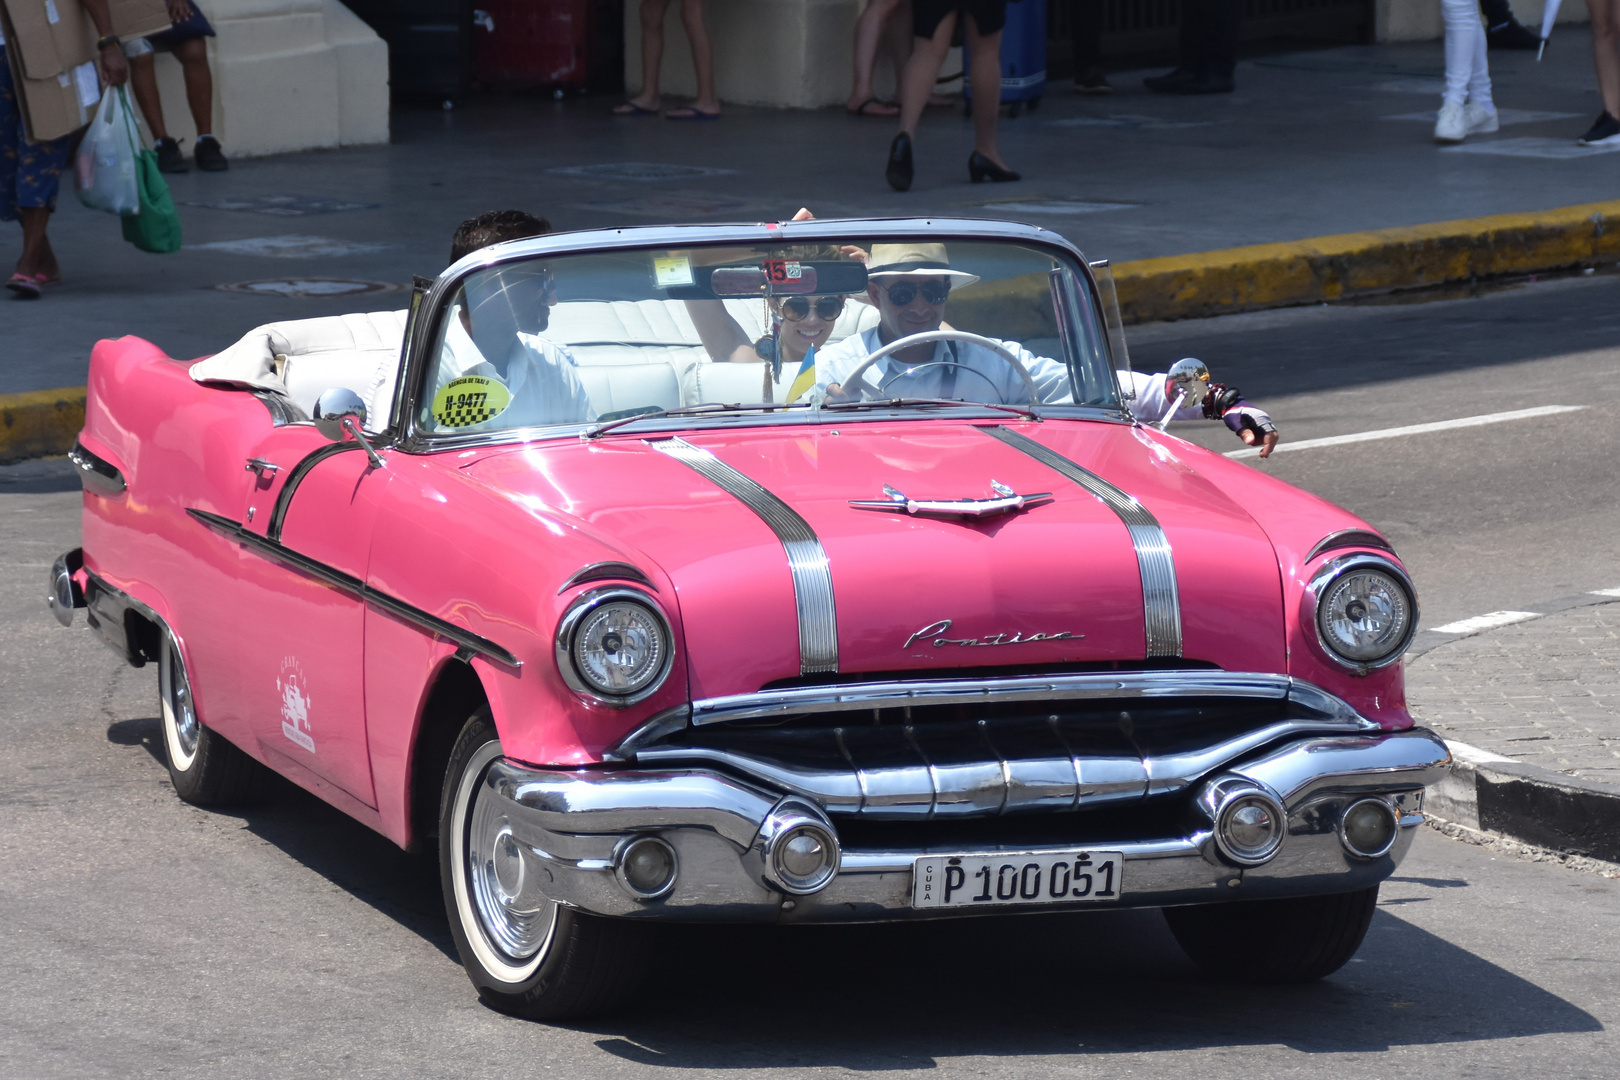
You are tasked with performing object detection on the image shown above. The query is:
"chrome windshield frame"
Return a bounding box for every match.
[393,218,1131,456]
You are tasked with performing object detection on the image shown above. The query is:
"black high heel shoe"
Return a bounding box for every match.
[968,151,1020,183]
[886,133,913,192]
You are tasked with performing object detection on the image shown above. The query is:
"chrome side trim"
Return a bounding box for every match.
[560,560,659,594]
[649,436,838,674]
[983,426,1182,658]
[1306,529,1396,563]
[251,390,302,427]
[687,671,1357,726]
[267,441,361,542]
[68,440,125,496]
[631,718,1378,818]
[187,508,521,669]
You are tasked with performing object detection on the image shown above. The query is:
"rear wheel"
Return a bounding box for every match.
[439,710,646,1019]
[1162,886,1380,983]
[159,630,268,806]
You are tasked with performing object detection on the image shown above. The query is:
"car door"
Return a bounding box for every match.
[229,427,387,807]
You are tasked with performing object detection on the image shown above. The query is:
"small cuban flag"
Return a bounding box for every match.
[786,344,817,403]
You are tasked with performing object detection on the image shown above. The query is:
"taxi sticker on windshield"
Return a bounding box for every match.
[432,375,512,428]
[653,255,694,288]
[763,258,803,284]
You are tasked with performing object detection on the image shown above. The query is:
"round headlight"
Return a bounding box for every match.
[1308,555,1417,671]
[556,589,673,705]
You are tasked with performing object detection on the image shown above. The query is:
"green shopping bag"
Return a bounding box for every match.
[118,102,183,254]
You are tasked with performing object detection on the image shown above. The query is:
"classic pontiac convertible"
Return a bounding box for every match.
[50,219,1448,1018]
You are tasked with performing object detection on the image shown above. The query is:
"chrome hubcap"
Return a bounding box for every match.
[457,743,556,975]
[167,647,200,759]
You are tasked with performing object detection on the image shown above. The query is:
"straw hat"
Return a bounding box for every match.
[864,243,980,287]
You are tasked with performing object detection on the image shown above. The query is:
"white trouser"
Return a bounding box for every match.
[1441,0,1493,110]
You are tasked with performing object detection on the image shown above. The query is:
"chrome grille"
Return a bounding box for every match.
[630,679,1375,820]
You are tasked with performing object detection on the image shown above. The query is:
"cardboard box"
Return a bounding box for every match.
[1,0,175,142]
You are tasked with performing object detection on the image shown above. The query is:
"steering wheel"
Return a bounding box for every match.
[838,330,1041,404]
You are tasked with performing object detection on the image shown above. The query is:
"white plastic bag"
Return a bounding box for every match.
[75,87,142,217]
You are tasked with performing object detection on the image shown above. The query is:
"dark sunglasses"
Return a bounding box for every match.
[878,280,951,307]
[779,295,846,322]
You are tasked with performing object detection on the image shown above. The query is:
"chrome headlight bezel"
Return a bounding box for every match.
[555,587,674,707]
[1304,553,1419,674]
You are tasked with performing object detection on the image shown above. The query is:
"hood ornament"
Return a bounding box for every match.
[850,480,1053,519]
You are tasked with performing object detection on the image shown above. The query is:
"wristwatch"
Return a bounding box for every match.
[96,34,122,50]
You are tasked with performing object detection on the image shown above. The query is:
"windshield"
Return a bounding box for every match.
[415,235,1120,438]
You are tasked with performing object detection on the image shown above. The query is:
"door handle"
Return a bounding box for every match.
[245,458,280,479]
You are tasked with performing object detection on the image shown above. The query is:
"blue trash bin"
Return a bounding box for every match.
[963,0,1047,117]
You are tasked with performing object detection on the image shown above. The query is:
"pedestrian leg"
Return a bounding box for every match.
[848,0,905,115]
[677,0,720,116]
[613,0,669,113]
[1593,0,1620,120]
[964,16,1019,179]
[898,16,953,140]
[127,52,170,141]
[16,206,58,282]
[1071,0,1110,92]
[885,13,953,190]
[173,38,215,137]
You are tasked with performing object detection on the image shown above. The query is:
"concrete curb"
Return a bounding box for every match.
[0,387,86,465]
[1113,199,1620,323]
[1428,744,1620,865]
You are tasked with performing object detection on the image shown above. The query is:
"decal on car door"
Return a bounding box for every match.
[278,656,316,753]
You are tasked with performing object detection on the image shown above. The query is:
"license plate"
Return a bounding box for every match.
[911,850,1123,909]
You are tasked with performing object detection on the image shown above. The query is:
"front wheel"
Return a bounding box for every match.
[1162,886,1379,983]
[439,710,646,1019]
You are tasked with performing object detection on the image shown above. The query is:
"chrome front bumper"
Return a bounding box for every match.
[481,727,1451,924]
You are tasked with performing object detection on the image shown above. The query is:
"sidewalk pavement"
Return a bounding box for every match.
[1408,597,1620,864]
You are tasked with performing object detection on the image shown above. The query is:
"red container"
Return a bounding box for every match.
[473,0,589,88]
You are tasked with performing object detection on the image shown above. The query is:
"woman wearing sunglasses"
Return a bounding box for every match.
[686,275,853,376]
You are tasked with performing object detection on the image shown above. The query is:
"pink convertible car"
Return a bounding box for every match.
[50,219,1447,1018]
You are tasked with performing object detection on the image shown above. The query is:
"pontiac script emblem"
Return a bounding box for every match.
[904,619,1082,650]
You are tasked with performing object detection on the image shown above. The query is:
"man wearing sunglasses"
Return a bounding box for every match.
[819,243,1072,406]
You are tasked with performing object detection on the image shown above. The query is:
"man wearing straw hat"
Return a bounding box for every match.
[818,242,1281,456]
[818,242,1071,405]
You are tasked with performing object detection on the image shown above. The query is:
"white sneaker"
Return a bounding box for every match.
[1434,102,1468,143]
[1465,102,1499,135]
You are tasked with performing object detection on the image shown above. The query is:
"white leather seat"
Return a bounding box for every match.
[190,310,407,433]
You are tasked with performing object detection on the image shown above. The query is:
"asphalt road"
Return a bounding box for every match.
[4,274,1620,1077]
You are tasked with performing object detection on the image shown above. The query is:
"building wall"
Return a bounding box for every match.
[143,0,389,157]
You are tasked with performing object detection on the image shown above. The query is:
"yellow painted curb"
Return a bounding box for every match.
[0,386,86,464]
[1112,199,1620,323]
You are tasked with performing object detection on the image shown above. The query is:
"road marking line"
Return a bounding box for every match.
[1226,404,1587,459]
[1591,588,1620,598]
[1446,740,1518,765]
[1430,611,1541,635]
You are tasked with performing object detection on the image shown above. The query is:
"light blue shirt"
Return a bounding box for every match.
[817,327,1073,405]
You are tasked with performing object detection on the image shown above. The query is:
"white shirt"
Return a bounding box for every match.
[429,307,596,431]
[817,327,1073,405]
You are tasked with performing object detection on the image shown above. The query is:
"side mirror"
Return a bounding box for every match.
[312,388,367,441]
[311,388,385,469]
[1166,357,1211,409]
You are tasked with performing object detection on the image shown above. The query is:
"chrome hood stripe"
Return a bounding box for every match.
[648,437,839,674]
[984,426,1183,658]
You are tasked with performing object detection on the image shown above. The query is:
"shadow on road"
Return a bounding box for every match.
[106,715,456,963]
